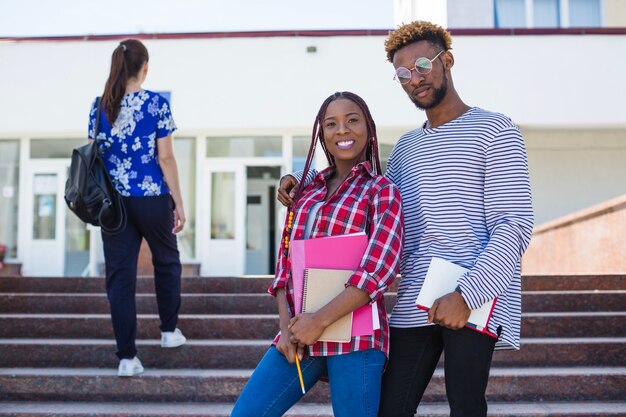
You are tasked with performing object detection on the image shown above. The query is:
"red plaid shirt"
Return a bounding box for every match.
[269,161,404,357]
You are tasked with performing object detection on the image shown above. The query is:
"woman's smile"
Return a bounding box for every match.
[336,139,355,150]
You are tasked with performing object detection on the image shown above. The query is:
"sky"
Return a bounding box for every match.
[0,0,395,37]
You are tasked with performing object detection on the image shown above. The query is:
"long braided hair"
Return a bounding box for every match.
[281,92,382,256]
[292,91,382,206]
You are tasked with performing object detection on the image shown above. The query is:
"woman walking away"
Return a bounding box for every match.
[88,39,187,377]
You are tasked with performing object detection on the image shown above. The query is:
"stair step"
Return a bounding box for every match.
[1,401,625,417]
[0,314,271,339]
[2,274,624,294]
[0,277,274,294]
[0,338,624,369]
[1,367,624,403]
[523,275,626,291]
[522,290,626,312]
[1,275,624,410]
[2,291,624,314]
[1,312,624,339]
[0,339,271,369]
[521,312,626,337]
[0,293,279,315]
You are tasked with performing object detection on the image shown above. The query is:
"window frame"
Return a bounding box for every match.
[494,0,603,28]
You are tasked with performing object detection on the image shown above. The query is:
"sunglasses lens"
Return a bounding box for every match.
[415,57,432,74]
[394,67,411,84]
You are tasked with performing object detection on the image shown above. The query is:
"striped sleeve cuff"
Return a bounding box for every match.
[291,171,303,182]
[457,273,488,310]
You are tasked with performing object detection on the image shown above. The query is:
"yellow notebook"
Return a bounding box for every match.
[302,268,353,343]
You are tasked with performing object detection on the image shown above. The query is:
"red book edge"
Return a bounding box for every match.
[416,298,498,339]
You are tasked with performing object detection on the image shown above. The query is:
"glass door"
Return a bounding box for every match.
[201,163,245,276]
[245,166,282,275]
[23,163,66,276]
[64,194,91,276]
[22,161,90,276]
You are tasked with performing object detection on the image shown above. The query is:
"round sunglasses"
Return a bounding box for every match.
[394,50,445,84]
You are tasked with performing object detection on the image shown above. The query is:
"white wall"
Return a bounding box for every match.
[1,33,625,228]
[1,33,625,138]
[0,36,396,135]
[451,35,626,127]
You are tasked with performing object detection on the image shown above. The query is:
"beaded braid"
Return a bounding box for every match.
[282,91,382,254]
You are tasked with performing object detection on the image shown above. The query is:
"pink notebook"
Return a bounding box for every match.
[290,232,376,337]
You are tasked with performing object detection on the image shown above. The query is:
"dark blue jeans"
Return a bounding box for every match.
[102,194,182,359]
[231,346,386,417]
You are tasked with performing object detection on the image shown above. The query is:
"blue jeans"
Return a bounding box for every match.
[231,346,386,417]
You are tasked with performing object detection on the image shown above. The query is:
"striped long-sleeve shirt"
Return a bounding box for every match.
[296,107,533,350]
[386,107,534,350]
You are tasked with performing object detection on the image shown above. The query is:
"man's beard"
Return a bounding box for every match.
[411,73,448,110]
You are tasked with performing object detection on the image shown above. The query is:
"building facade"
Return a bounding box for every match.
[1,0,625,276]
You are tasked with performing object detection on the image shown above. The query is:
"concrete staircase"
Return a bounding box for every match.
[0,274,624,416]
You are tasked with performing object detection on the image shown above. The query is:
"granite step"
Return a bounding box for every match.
[522,290,626,312]
[1,312,624,339]
[522,275,626,291]
[0,338,623,369]
[0,277,274,294]
[2,291,624,314]
[0,274,624,414]
[1,401,625,417]
[1,274,624,294]
[0,293,280,315]
[1,367,624,403]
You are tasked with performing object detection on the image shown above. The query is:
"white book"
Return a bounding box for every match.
[415,257,496,332]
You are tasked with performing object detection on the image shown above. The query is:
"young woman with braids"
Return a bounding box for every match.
[88,39,186,377]
[231,92,404,417]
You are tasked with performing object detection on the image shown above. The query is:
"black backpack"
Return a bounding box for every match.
[64,98,126,234]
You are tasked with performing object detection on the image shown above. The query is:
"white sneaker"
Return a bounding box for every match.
[118,357,144,377]
[161,328,187,348]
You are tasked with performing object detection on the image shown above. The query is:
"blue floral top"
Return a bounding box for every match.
[88,90,177,197]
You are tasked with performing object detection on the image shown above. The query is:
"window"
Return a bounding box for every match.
[534,0,560,27]
[495,0,526,28]
[569,0,601,27]
[32,174,57,240]
[494,0,601,28]
[211,172,235,239]
[174,137,196,259]
[206,136,282,158]
[292,136,310,171]
[0,140,20,258]
[379,144,394,174]
[30,139,84,159]
[65,193,90,275]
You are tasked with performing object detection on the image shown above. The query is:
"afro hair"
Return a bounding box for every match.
[384,21,453,63]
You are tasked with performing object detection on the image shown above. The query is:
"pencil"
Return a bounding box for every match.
[294,352,306,394]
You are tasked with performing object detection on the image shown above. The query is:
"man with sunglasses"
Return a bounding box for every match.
[277,21,534,417]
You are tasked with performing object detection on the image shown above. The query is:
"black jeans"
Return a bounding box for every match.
[102,194,182,359]
[378,325,497,417]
